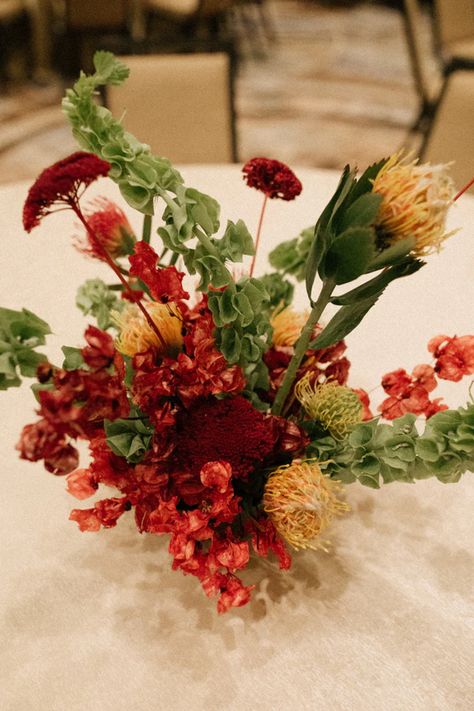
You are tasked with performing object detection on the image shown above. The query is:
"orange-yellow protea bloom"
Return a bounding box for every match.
[295,375,362,439]
[263,461,349,550]
[372,154,455,256]
[113,302,183,357]
[271,306,308,347]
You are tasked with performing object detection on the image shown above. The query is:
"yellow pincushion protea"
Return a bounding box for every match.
[113,302,183,357]
[271,306,308,347]
[372,154,456,256]
[295,375,362,439]
[263,461,349,550]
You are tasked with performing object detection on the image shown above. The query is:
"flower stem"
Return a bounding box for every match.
[71,202,167,349]
[453,176,474,202]
[249,194,268,278]
[142,213,152,243]
[271,279,335,416]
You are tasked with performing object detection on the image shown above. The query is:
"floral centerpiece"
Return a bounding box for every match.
[2,53,474,613]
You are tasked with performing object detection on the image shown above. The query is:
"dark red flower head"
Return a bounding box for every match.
[242,157,302,201]
[23,151,110,232]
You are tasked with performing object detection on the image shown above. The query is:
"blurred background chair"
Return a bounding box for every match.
[139,0,235,43]
[402,0,443,134]
[106,52,237,163]
[0,0,31,83]
[420,69,474,192]
[433,0,474,72]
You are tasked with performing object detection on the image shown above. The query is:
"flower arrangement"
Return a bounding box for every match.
[2,52,474,613]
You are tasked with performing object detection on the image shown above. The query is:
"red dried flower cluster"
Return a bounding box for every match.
[242,157,303,201]
[428,335,474,382]
[379,364,447,419]
[129,241,189,303]
[23,152,110,232]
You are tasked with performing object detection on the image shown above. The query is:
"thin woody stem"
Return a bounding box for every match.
[271,278,335,416]
[249,194,268,278]
[71,202,167,349]
[453,176,474,202]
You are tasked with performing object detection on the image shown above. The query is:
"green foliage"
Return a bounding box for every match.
[258,273,294,312]
[76,278,124,330]
[307,403,474,487]
[268,226,314,281]
[105,414,154,463]
[0,307,51,390]
[62,346,85,370]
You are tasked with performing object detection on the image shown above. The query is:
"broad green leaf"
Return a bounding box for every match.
[309,293,379,350]
[330,259,424,305]
[367,237,416,271]
[337,192,383,232]
[62,346,85,370]
[323,226,375,284]
[105,417,154,463]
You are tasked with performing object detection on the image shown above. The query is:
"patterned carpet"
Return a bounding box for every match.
[0,1,435,183]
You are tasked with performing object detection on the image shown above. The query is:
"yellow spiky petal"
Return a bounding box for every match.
[263,461,349,550]
[295,375,362,439]
[372,153,456,256]
[271,307,308,347]
[113,302,183,357]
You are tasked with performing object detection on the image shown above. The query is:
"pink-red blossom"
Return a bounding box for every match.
[428,334,474,381]
[129,241,189,303]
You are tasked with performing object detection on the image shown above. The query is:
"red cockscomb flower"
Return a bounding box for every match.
[176,396,277,479]
[129,241,189,303]
[242,157,302,201]
[23,152,110,232]
[76,198,136,260]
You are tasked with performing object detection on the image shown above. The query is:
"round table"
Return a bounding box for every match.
[0,166,473,711]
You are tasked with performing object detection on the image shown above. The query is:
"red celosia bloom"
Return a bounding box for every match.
[129,241,189,303]
[428,334,474,382]
[76,198,136,260]
[23,152,110,232]
[176,396,277,479]
[242,157,302,200]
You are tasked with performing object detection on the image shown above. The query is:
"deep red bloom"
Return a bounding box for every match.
[428,334,474,382]
[16,418,79,475]
[76,198,136,260]
[66,468,98,500]
[176,396,276,479]
[23,152,110,232]
[245,515,292,570]
[69,496,129,532]
[242,157,302,200]
[129,241,189,303]
[81,326,115,370]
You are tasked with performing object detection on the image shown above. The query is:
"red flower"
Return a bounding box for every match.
[428,334,474,382]
[242,157,302,200]
[16,419,79,475]
[245,515,292,570]
[379,363,444,420]
[23,152,110,232]
[353,388,373,420]
[200,461,232,493]
[81,325,115,370]
[381,368,412,397]
[216,576,255,614]
[129,241,189,303]
[76,198,136,260]
[69,496,129,532]
[66,468,98,500]
[176,396,277,479]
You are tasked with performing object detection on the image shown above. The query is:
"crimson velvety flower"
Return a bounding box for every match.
[76,198,136,260]
[175,396,277,479]
[16,419,79,475]
[428,334,474,382]
[242,157,302,201]
[129,241,189,303]
[23,152,110,232]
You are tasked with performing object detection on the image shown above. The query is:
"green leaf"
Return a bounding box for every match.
[62,346,85,370]
[330,259,424,306]
[338,192,383,232]
[347,158,388,202]
[323,226,376,284]
[93,51,130,85]
[219,220,255,261]
[367,237,416,271]
[105,416,154,463]
[305,165,355,297]
[309,294,379,350]
[0,307,51,389]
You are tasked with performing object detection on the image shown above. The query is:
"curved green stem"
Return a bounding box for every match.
[271,278,335,416]
[142,214,152,243]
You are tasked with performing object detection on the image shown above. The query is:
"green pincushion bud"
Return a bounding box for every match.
[295,376,363,439]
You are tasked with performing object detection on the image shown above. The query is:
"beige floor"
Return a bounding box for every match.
[0,0,435,183]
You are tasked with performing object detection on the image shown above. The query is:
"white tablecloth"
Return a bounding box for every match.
[0,166,473,711]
